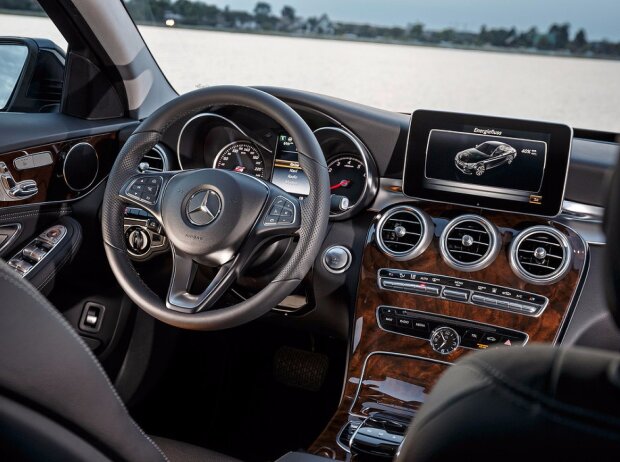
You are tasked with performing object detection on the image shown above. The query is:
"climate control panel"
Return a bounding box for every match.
[378,268,548,316]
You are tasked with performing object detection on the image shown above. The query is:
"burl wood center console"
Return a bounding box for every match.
[309,203,588,460]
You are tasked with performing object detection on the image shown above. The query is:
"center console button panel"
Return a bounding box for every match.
[377,306,528,351]
[378,268,548,316]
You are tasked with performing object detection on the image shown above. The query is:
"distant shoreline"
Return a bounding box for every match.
[2,9,618,62]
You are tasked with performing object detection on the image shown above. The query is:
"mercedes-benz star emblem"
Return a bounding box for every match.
[186,189,222,226]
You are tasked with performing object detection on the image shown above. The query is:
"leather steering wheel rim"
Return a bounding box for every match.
[102,85,330,330]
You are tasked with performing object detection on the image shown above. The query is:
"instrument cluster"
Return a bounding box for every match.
[175,111,378,219]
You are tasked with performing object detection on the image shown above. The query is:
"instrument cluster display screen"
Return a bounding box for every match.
[403,110,572,216]
[271,134,310,198]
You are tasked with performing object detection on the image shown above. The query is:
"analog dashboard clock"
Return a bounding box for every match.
[429,326,460,355]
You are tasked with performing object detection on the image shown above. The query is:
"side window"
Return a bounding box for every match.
[0,2,67,113]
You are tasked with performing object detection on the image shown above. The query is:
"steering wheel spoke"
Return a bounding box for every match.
[166,248,241,313]
[118,171,177,220]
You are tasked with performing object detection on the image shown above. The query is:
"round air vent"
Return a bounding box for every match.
[509,226,572,285]
[376,206,433,261]
[139,144,169,173]
[440,215,501,271]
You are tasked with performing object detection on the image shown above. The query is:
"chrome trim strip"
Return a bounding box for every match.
[322,245,353,274]
[553,243,590,345]
[508,226,573,285]
[375,205,434,261]
[146,144,171,172]
[335,420,358,454]
[314,126,376,218]
[439,214,501,272]
[0,223,22,255]
[562,200,604,221]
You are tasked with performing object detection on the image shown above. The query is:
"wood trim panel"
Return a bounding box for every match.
[309,204,588,459]
[350,353,448,417]
[0,132,118,207]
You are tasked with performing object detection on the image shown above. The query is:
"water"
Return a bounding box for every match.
[2,14,620,133]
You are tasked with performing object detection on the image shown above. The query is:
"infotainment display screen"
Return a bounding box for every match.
[403,110,572,216]
[271,134,310,198]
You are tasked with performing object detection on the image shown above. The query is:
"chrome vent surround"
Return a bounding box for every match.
[376,206,433,261]
[138,145,169,172]
[509,226,572,285]
[440,215,501,272]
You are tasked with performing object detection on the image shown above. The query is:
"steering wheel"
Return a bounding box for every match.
[102,86,330,330]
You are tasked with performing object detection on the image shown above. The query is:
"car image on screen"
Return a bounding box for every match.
[454,141,518,176]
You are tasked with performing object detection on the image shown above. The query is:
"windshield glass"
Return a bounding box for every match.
[127,1,615,132]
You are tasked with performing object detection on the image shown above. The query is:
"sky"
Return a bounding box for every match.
[201,0,620,40]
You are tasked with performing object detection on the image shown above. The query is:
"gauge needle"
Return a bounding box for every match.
[438,332,448,349]
[330,179,351,190]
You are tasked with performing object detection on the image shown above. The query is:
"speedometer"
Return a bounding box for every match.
[213,141,266,178]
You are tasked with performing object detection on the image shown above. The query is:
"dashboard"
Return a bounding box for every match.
[0,84,616,461]
[97,91,613,459]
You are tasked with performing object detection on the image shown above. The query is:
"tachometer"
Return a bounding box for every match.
[213,141,266,178]
[328,156,367,207]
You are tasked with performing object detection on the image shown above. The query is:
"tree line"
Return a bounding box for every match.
[1,0,619,58]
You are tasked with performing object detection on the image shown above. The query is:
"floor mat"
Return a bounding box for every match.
[131,324,346,461]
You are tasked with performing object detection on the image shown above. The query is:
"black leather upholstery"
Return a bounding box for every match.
[152,437,240,462]
[605,162,620,328]
[396,346,620,460]
[0,260,237,462]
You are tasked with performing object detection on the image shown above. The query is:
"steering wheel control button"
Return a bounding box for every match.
[126,176,163,205]
[278,215,294,224]
[322,245,352,274]
[269,205,283,216]
[264,196,296,226]
[186,189,222,226]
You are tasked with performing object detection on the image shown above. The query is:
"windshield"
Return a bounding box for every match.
[131,1,615,133]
